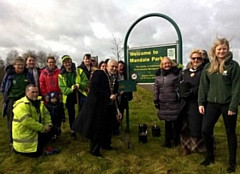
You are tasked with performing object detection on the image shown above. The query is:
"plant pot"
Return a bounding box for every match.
[138,132,148,143]
[152,125,161,137]
[138,124,147,133]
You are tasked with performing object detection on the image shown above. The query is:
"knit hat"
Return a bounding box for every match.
[48,92,58,99]
[61,55,72,64]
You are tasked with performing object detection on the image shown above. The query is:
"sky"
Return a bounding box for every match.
[0,0,240,65]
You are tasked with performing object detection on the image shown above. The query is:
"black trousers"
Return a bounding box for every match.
[202,102,237,164]
[165,119,181,145]
[90,104,115,153]
[66,92,82,130]
[6,99,16,144]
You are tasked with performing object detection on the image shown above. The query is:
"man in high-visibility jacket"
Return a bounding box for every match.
[58,55,89,139]
[12,84,53,157]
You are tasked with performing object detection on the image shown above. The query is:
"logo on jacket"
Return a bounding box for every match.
[222,70,228,76]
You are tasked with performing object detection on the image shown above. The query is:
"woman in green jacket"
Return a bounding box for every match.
[198,38,240,173]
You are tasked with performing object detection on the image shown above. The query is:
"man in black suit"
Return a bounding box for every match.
[72,59,121,157]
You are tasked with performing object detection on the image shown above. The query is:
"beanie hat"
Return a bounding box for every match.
[61,55,72,64]
[48,92,58,99]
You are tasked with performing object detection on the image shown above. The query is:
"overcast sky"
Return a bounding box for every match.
[0,0,239,65]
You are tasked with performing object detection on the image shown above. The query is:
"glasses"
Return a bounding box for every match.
[191,57,202,61]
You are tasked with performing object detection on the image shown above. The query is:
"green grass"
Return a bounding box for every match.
[0,86,240,174]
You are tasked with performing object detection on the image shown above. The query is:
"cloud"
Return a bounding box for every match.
[0,0,239,66]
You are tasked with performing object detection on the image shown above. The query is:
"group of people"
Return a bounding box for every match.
[1,52,130,158]
[1,37,238,173]
[153,38,240,173]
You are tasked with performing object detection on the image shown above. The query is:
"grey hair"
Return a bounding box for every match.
[107,59,118,65]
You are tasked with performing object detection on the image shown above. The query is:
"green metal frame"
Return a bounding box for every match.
[123,13,183,132]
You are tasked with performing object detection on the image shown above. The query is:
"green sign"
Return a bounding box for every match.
[118,80,137,93]
[128,44,177,83]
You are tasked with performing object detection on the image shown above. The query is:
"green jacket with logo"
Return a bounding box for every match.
[198,55,240,112]
[12,96,52,153]
[58,67,89,103]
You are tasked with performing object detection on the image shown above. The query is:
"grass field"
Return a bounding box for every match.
[0,86,240,174]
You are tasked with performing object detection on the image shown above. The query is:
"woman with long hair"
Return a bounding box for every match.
[198,38,240,173]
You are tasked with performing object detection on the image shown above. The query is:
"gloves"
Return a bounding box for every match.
[71,84,79,90]
[154,100,160,109]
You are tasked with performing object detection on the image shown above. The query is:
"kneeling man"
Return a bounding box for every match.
[12,84,53,157]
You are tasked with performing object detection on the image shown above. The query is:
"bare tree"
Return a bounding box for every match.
[111,34,123,61]
[0,57,5,67]
[0,57,5,82]
[6,50,19,65]
[37,50,47,68]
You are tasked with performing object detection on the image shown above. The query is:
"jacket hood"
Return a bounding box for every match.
[60,62,76,74]
[4,64,28,75]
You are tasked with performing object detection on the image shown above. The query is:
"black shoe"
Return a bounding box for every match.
[102,146,113,150]
[91,151,103,157]
[200,157,215,166]
[71,132,77,140]
[227,164,236,173]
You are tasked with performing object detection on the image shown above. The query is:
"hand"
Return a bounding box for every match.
[71,84,79,90]
[199,106,205,115]
[116,113,122,121]
[45,125,51,132]
[45,95,49,102]
[154,100,160,109]
[110,94,116,100]
[120,91,124,95]
[228,110,236,116]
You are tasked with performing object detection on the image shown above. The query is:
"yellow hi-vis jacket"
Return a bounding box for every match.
[12,96,52,153]
[58,68,89,103]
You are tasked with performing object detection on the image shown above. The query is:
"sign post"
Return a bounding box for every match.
[123,13,183,133]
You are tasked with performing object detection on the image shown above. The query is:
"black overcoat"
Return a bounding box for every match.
[72,70,118,142]
[179,63,205,137]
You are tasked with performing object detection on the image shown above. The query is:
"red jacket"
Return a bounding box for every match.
[39,67,61,98]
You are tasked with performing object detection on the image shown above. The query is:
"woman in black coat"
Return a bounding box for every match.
[179,49,207,155]
[154,57,182,148]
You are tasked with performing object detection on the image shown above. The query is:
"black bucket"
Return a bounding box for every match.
[178,82,190,97]
[138,124,147,133]
[138,132,148,143]
[152,125,161,137]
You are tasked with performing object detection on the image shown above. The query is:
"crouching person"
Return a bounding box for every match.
[12,84,57,157]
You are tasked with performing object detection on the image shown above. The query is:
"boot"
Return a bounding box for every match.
[200,156,215,166]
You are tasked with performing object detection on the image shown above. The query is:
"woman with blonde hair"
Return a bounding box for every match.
[179,49,207,156]
[154,56,182,148]
[198,38,240,173]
